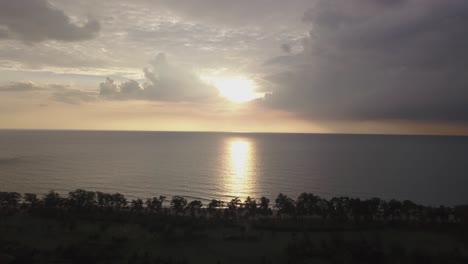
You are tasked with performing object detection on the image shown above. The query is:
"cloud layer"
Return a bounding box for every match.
[1,0,468,134]
[0,0,100,43]
[99,53,218,102]
[264,0,468,123]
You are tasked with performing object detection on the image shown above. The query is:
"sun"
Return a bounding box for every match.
[213,77,264,103]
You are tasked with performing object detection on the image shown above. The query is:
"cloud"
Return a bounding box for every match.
[152,0,313,27]
[263,0,468,123]
[0,0,100,43]
[99,53,219,102]
[281,44,292,54]
[51,89,97,104]
[0,81,97,104]
[0,81,46,92]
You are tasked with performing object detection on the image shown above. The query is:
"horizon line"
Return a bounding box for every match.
[1,128,467,137]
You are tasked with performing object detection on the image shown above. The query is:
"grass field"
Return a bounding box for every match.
[1,211,467,264]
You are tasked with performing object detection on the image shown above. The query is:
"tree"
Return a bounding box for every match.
[187,200,203,216]
[402,200,418,220]
[24,193,39,207]
[244,196,257,214]
[131,198,144,211]
[330,197,350,220]
[43,190,62,208]
[111,193,128,208]
[387,199,402,219]
[187,200,203,210]
[0,192,21,208]
[259,196,271,215]
[145,197,163,212]
[296,193,320,216]
[366,198,382,220]
[170,196,187,213]
[96,192,113,207]
[228,197,241,211]
[208,199,224,211]
[68,189,96,208]
[275,193,295,215]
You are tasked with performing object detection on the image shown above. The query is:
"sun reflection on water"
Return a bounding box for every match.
[224,138,255,198]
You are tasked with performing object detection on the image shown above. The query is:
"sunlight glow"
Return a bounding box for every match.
[213,77,264,103]
[230,140,250,176]
[223,138,256,198]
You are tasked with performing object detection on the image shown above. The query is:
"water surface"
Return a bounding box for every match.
[1,130,467,205]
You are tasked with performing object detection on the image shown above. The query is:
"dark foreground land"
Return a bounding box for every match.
[1,190,468,264]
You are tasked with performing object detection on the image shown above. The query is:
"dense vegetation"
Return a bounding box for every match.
[1,190,467,263]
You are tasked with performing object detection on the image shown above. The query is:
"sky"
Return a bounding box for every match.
[1,0,468,135]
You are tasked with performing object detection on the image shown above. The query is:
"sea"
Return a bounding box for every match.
[1,130,467,206]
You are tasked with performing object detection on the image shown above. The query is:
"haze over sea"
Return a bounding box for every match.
[1,130,467,206]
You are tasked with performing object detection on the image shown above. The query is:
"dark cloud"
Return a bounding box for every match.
[99,53,219,102]
[264,0,468,123]
[0,0,100,43]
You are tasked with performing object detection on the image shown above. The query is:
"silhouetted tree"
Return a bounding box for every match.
[68,189,96,209]
[402,199,418,220]
[387,199,402,220]
[111,193,128,208]
[187,200,202,216]
[96,191,112,207]
[259,196,271,215]
[296,192,320,216]
[187,200,202,210]
[275,193,295,215]
[131,198,144,211]
[23,193,39,208]
[244,196,257,214]
[170,196,187,213]
[43,190,62,208]
[146,197,163,212]
[228,197,241,211]
[317,198,330,218]
[208,199,224,211]
[366,198,382,220]
[0,192,21,208]
[330,197,350,220]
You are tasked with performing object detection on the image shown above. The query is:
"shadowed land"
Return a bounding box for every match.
[1,190,468,263]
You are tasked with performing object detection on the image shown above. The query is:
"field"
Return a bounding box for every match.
[1,209,467,264]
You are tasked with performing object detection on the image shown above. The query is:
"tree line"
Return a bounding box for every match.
[0,190,467,223]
